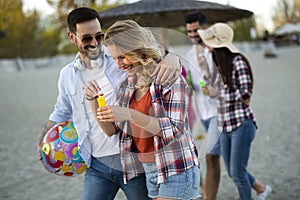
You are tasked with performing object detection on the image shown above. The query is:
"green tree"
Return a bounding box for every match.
[0,0,64,58]
[46,0,126,54]
[46,0,126,31]
[0,0,41,58]
[37,28,61,57]
[273,0,300,26]
[230,17,257,41]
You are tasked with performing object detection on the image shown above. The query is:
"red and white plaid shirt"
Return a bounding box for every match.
[116,74,199,184]
[218,55,257,133]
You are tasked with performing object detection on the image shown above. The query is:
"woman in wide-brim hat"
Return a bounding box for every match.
[198,23,272,200]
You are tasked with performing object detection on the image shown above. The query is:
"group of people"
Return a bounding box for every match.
[183,12,272,200]
[37,7,271,200]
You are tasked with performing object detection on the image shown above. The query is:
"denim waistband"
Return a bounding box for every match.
[94,153,122,170]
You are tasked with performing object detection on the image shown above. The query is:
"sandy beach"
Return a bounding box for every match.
[0,45,299,200]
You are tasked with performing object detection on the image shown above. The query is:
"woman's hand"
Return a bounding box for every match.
[84,80,101,100]
[242,98,251,105]
[97,106,131,122]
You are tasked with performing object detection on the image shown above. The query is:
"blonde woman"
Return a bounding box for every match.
[85,20,200,200]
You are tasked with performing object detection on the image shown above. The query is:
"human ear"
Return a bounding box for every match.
[67,31,76,44]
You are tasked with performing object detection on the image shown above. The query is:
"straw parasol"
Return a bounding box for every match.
[98,0,253,29]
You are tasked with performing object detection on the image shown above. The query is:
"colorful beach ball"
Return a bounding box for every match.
[39,121,87,176]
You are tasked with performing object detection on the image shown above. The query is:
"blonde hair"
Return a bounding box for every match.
[104,20,161,88]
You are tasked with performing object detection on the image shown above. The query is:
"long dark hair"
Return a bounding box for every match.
[212,47,254,89]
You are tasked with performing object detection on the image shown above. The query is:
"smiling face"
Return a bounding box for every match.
[186,21,205,44]
[107,44,140,75]
[68,18,103,60]
[104,20,160,83]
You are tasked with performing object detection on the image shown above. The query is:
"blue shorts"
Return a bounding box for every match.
[142,163,200,199]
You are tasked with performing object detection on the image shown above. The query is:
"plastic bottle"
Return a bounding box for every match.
[97,93,106,107]
[200,81,205,94]
[187,70,194,89]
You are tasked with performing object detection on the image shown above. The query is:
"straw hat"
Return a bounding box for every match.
[197,22,239,53]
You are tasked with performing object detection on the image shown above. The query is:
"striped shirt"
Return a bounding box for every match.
[218,55,257,133]
[117,74,199,184]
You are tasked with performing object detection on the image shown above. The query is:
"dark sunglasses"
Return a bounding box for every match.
[73,32,104,44]
[186,29,199,34]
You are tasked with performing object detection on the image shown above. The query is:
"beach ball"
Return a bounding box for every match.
[39,121,87,176]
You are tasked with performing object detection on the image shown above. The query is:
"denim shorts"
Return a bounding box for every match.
[142,163,200,199]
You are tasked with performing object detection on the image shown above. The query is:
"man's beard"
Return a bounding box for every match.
[85,44,102,60]
[78,43,102,60]
[190,36,202,45]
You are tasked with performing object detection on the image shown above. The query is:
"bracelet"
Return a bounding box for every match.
[86,95,98,101]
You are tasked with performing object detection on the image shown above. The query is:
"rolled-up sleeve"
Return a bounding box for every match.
[234,59,253,101]
[155,77,188,144]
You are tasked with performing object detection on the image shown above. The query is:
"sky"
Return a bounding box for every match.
[22,0,278,31]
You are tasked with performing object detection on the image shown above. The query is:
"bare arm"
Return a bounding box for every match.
[88,99,118,136]
[97,106,162,137]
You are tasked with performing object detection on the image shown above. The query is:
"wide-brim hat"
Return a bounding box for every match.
[198,23,239,53]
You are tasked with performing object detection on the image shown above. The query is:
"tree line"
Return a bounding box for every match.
[0,0,298,58]
[0,0,124,58]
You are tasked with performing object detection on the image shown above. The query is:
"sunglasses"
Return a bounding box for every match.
[73,32,104,44]
[186,29,199,34]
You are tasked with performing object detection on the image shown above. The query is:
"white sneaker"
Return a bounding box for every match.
[256,185,272,200]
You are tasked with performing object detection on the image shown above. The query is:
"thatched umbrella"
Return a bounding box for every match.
[98,0,253,29]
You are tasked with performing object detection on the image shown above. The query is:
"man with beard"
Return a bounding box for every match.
[184,11,221,200]
[37,7,180,200]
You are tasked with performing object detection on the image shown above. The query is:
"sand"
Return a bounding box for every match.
[0,46,299,200]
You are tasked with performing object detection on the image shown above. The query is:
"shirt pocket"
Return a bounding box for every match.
[65,86,83,111]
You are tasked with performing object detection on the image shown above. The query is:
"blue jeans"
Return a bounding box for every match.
[220,119,256,200]
[81,154,150,200]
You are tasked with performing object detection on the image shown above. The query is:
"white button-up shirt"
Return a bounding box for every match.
[49,47,126,166]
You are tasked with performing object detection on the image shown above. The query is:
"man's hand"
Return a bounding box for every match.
[151,53,181,85]
[36,120,56,172]
[84,80,101,100]
[202,84,218,97]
